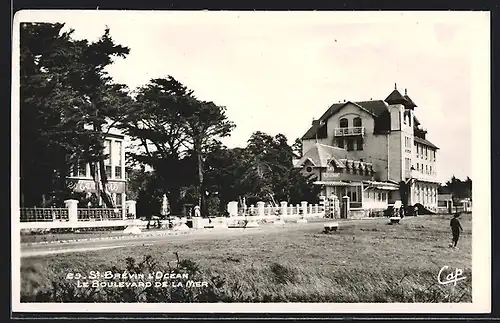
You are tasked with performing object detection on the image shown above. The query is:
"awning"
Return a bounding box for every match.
[313,181,358,187]
[363,181,400,191]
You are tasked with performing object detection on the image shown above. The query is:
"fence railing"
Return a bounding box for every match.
[20,208,70,222]
[233,202,325,218]
[77,208,123,221]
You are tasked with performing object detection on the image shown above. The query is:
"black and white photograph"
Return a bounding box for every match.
[11,10,490,313]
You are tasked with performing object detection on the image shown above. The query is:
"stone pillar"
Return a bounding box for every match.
[257,201,265,217]
[64,199,79,226]
[227,201,238,217]
[192,217,204,229]
[301,201,308,217]
[280,201,288,216]
[126,200,137,219]
[333,196,340,219]
[315,204,319,214]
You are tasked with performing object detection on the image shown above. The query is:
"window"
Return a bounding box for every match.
[105,165,112,178]
[339,118,348,128]
[382,193,386,201]
[115,166,122,179]
[405,136,411,148]
[425,165,428,174]
[377,192,382,201]
[76,160,87,177]
[104,140,111,165]
[430,166,432,175]
[425,147,428,160]
[348,186,362,202]
[353,117,362,127]
[346,139,354,151]
[355,138,363,151]
[336,138,345,148]
[112,140,122,166]
[115,193,123,207]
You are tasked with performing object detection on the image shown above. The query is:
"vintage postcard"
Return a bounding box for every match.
[11,10,491,314]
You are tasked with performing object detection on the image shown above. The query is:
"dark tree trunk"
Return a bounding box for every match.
[93,122,114,208]
[98,157,115,208]
[194,140,204,217]
[167,187,182,215]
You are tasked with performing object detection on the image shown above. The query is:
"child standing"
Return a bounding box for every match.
[450,213,464,249]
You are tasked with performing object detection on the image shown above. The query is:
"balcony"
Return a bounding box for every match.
[407,169,440,184]
[334,127,365,137]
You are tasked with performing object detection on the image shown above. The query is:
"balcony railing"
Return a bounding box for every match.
[408,170,440,183]
[334,127,365,137]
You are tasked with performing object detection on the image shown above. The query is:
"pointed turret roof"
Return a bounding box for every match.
[385,83,408,105]
[403,88,417,108]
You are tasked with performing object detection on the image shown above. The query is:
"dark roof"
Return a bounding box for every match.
[302,100,389,140]
[414,136,439,149]
[319,100,387,121]
[403,95,417,108]
[385,89,408,105]
[302,123,320,140]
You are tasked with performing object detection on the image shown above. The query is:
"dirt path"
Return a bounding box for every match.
[19,216,412,258]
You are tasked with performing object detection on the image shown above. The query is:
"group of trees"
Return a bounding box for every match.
[20,22,318,218]
[439,176,472,202]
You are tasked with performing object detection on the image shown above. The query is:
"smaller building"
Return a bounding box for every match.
[66,124,127,211]
[294,143,399,217]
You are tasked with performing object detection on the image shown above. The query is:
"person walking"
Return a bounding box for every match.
[450,213,464,249]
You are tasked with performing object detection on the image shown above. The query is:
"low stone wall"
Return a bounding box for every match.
[19,219,143,230]
[349,209,369,219]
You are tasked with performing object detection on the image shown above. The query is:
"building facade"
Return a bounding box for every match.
[66,124,127,211]
[297,85,440,214]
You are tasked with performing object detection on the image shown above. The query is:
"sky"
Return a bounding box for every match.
[15,10,490,183]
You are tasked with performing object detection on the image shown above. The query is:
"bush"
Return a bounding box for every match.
[21,253,471,303]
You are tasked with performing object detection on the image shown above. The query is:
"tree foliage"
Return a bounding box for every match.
[20,23,319,215]
[20,22,131,207]
[204,132,320,209]
[120,76,234,215]
[439,176,472,202]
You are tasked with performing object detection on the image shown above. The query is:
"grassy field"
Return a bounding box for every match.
[20,214,472,303]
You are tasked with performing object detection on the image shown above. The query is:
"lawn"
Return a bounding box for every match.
[20,214,472,303]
